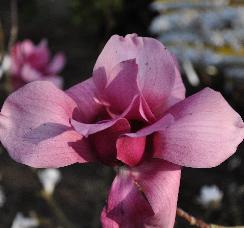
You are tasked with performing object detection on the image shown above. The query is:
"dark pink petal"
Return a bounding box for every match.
[48,52,66,74]
[101,208,119,228]
[0,81,93,168]
[90,119,130,164]
[154,88,244,168]
[93,59,140,115]
[102,159,181,227]
[94,34,178,117]
[66,78,103,123]
[116,114,174,167]
[27,40,50,70]
[116,136,146,167]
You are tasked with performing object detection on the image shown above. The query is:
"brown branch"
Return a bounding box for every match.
[177,208,210,228]
[8,0,18,50]
[176,208,244,228]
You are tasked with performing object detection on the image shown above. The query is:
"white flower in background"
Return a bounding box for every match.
[11,213,39,228]
[0,55,11,79]
[38,168,61,195]
[197,185,223,207]
[0,185,6,208]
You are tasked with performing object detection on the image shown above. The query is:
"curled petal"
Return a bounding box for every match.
[116,114,174,167]
[93,59,140,114]
[0,81,93,168]
[102,159,181,228]
[116,136,146,167]
[90,119,130,164]
[66,78,103,123]
[154,88,244,168]
[94,34,180,117]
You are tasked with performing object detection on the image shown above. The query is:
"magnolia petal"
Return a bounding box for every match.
[71,117,128,138]
[47,76,63,89]
[90,119,130,164]
[102,159,181,228]
[101,208,119,228]
[48,52,66,74]
[163,54,186,112]
[21,64,42,82]
[66,78,103,123]
[93,59,140,114]
[0,81,93,168]
[28,40,50,70]
[116,136,146,167]
[116,114,174,167]
[94,34,178,117]
[154,88,244,168]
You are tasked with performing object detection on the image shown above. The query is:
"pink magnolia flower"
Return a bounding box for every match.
[0,34,243,228]
[10,39,65,90]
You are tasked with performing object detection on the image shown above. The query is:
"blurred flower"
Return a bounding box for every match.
[228,156,242,170]
[11,213,39,228]
[0,185,6,208]
[0,55,11,79]
[10,39,65,91]
[197,185,223,208]
[38,168,61,195]
[0,34,243,227]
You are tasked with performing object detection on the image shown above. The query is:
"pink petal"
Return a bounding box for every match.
[93,59,140,115]
[102,159,181,228]
[94,34,179,117]
[116,114,174,167]
[21,64,43,82]
[71,117,128,138]
[21,40,35,56]
[163,54,186,112]
[116,136,146,167]
[27,39,50,70]
[47,76,63,89]
[154,88,244,168]
[48,52,66,74]
[66,78,103,123]
[101,208,119,228]
[0,81,94,168]
[90,119,130,164]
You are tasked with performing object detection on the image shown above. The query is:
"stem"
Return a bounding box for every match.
[176,208,244,228]
[40,191,76,228]
[8,0,18,50]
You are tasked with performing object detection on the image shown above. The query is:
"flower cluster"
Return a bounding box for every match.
[10,39,65,90]
[0,34,243,227]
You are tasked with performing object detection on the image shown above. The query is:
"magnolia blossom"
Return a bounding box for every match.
[10,39,65,90]
[0,34,243,228]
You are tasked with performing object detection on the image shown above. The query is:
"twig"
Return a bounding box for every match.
[177,208,210,228]
[40,191,76,228]
[176,208,244,228]
[8,0,18,50]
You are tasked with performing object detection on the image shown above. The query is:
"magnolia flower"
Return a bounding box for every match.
[10,39,65,90]
[0,34,243,228]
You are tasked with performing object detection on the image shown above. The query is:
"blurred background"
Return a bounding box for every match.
[0,0,244,227]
